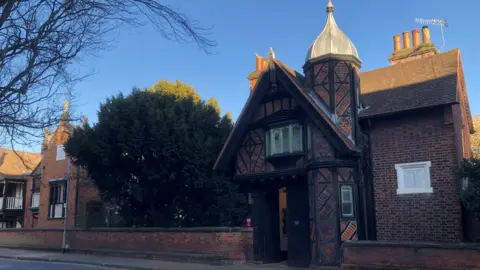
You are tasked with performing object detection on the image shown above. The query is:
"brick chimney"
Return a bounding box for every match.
[388,26,437,65]
[248,54,268,92]
[422,26,431,43]
[393,34,401,52]
[412,29,421,47]
[402,32,411,49]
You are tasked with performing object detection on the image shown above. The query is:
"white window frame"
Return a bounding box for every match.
[340,185,354,217]
[48,180,66,219]
[395,161,433,194]
[462,177,469,190]
[56,144,66,161]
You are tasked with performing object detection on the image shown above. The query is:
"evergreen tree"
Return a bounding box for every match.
[472,115,480,158]
[65,83,246,227]
[458,158,480,219]
[148,80,201,103]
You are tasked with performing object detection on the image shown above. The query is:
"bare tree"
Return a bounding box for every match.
[0,0,215,148]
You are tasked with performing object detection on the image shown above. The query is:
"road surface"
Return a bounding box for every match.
[0,258,119,270]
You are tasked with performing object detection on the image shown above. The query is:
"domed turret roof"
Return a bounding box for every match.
[305,0,360,63]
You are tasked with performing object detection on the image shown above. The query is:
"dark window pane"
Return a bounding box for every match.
[307,125,311,150]
[282,127,289,153]
[342,202,353,216]
[292,125,302,151]
[266,130,270,156]
[273,129,281,155]
[341,190,351,203]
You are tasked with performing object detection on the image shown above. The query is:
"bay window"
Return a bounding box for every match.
[265,123,303,157]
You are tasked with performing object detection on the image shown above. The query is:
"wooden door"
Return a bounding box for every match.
[287,180,310,267]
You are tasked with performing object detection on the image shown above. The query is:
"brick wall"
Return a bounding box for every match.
[0,229,62,249]
[343,241,480,270]
[368,106,463,242]
[0,228,253,263]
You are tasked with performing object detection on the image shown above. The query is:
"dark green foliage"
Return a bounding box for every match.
[458,158,480,218]
[65,87,247,227]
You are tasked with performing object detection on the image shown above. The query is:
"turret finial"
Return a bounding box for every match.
[268,47,275,59]
[327,0,334,13]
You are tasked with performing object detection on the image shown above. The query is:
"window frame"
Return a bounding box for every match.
[340,184,355,218]
[395,161,433,195]
[462,177,469,190]
[56,144,66,161]
[48,179,67,219]
[265,122,304,158]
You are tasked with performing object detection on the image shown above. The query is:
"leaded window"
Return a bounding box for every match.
[265,123,303,157]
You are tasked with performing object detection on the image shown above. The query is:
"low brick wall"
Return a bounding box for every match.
[0,227,253,264]
[343,241,480,270]
[0,229,63,249]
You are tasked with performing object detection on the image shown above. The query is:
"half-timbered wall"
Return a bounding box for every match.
[236,129,269,174]
[308,167,339,265]
[338,167,358,242]
[253,97,298,121]
[310,124,336,162]
[305,60,357,140]
[236,90,302,176]
[308,166,358,266]
[333,62,353,138]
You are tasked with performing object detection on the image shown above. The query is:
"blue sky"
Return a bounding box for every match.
[72,0,480,123]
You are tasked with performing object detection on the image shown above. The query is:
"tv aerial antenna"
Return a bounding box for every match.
[415,18,449,48]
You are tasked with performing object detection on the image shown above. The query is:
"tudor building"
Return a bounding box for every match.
[214,0,473,268]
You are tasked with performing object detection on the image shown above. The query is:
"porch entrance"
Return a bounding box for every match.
[251,177,310,268]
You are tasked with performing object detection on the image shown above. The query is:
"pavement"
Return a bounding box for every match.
[0,258,116,270]
[0,248,304,270]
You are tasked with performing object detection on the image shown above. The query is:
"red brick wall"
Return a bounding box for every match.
[0,228,253,262]
[343,241,480,270]
[0,229,62,249]
[453,57,473,161]
[369,106,462,242]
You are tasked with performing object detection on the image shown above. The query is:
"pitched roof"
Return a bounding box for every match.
[213,59,359,172]
[359,49,460,118]
[0,149,41,178]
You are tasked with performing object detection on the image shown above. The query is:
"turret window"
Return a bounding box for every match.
[266,123,303,157]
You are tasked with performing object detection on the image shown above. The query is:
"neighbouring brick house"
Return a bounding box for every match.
[213,0,474,268]
[23,102,102,229]
[0,149,41,228]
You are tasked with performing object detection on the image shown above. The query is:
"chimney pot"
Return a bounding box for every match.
[412,29,421,47]
[402,31,411,49]
[393,34,401,52]
[255,54,262,71]
[422,26,431,44]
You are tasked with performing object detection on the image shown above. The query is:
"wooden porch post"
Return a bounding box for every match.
[2,180,6,212]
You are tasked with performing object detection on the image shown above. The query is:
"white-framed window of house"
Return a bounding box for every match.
[340,185,354,217]
[48,179,66,219]
[395,161,433,194]
[56,144,66,161]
